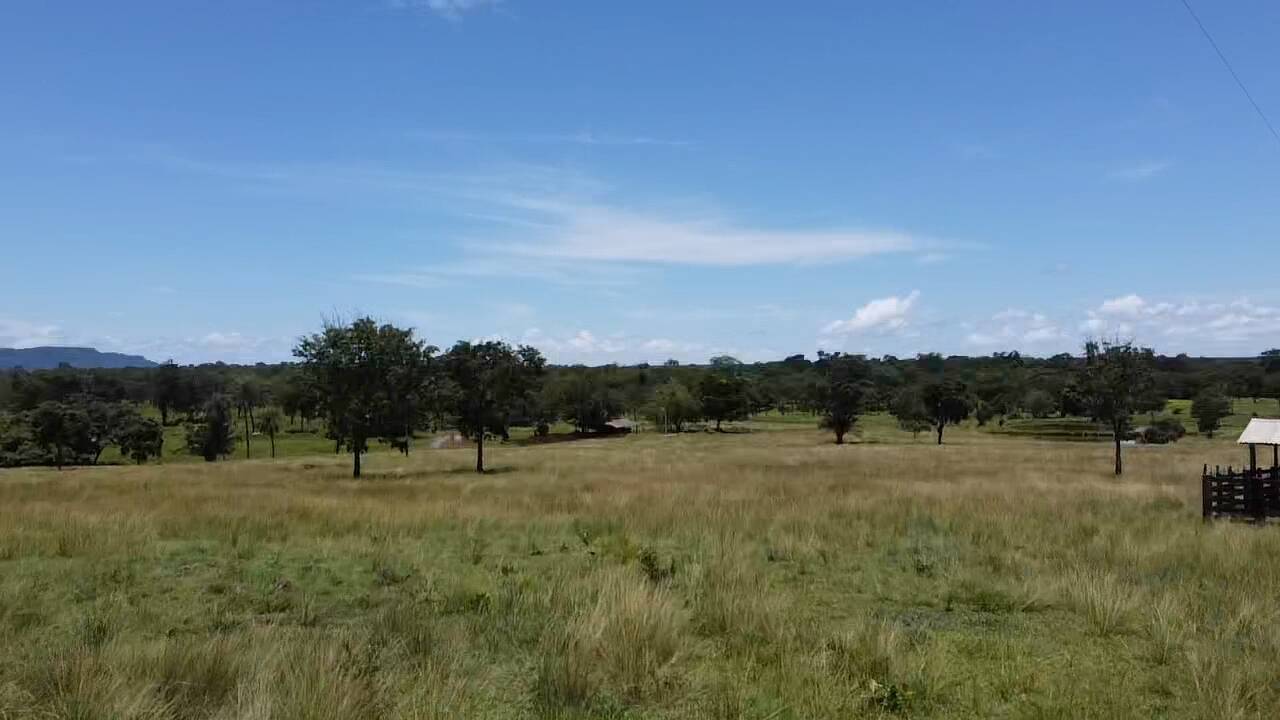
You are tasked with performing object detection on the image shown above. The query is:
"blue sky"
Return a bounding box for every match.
[3,0,1279,364]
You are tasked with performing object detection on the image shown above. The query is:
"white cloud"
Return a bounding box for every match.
[1082,294,1280,349]
[493,197,923,267]
[0,317,64,348]
[413,129,692,147]
[966,308,1066,348]
[151,154,939,274]
[1109,161,1172,181]
[390,0,500,20]
[198,332,251,350]
[822,291,921,335]
[1098,294,1148,317]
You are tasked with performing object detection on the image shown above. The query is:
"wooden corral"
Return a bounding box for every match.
[1203,419,1280,521]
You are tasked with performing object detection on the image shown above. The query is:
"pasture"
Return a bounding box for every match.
[2,412,1279,719]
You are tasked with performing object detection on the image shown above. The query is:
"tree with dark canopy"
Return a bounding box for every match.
[152,362,183,426]
[444,340,545,473]
[644,380,701,433]
[820,354,872,444]
[890,387,932,440]
[1079,339,1155,475]
[922,380,972,445]
[185,395,236,462]
[116,413,164,464]
[294,318,435,478]
[699,372,750,431]
[258,406,283,458]
[1191,389,1232,439]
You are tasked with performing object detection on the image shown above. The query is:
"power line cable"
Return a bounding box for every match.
[1177,0,1280,149]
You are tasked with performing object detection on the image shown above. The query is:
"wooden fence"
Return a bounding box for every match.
[1202,465,1280,521]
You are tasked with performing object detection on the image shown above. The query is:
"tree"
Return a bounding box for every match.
[699,372,749,431]
[31,402,75,468]
[295,318,435,478]
[1191,390,1232,439]
[185,395,236,462]
[1023,389,1056,419]
[1262,349,1280,374]
[80,396,125,465]
[152,362,183,426]
[644,381,701,433]
[444,340,545,473]
[258,407,283,458]
[234,379,265,434]
[820,355,871,444]
[116,413,164,464]
[921,380,972,445]
[1079,340,1155,475]
[555,372,619,433]
[890,388,932,440]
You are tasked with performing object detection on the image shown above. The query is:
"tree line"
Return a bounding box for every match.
[2,320,1278,476]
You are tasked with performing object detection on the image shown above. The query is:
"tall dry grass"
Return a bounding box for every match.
[0,428,1277,718]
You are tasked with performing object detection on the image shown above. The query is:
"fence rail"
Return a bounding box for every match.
[1202,465,1280,521]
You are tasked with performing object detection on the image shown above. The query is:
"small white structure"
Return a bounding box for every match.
[1204,419,1280,520]
[1238,418,1280,447]
[1238,418,1280,479]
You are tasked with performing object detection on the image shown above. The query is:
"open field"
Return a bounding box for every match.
[3,420,1280,718]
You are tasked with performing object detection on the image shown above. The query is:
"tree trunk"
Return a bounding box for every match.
[269,433,276,459]
[249,407,256,433]
[476,432,485,473]
[244,416,251,459]
[835,429,845,445]
[1113,425,1123,476]
[160,407,169,426]
[353,447,361,478]
[716,418,723,432]
[936,425,944,445]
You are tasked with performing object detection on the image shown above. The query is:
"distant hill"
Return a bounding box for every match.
[0,346,158,370]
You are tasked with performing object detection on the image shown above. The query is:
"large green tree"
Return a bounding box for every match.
[1191,390,1232,439]
[890,387,932,440]
[644,380,701,433]
[820,354,871,445]
[699,372,749,432]
[1080,340,1155,475]
[922,380,972,445]
[185,395,237,462]
[116,413,164,464]
[295,318,435,478]
[152,362,183,426]
[444,340,545,473]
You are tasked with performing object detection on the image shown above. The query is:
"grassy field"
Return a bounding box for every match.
[2,412,1280,718]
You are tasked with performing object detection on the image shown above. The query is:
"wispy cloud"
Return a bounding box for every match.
[1081,294,1280,349]
[390,0,501,21]
[0,317,64,348]
[357,256,646,289]
[414,129,692,147]
[1109,160,1172,181]
[146,152,943,277]
[966,308,1065,348]
[489,197,923,267]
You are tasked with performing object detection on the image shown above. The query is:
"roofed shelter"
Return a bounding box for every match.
[1203,419,1280,520]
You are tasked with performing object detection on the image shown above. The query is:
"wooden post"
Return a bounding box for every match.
[1202,464,1212,520]
[1250,444,1263,522]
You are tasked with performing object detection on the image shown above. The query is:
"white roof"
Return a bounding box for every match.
[1237,419,1280,445]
